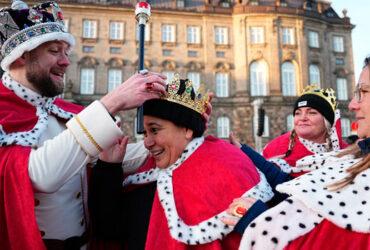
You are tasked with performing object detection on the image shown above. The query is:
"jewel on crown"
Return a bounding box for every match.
[301,82,337,110]
[165,74,210,115]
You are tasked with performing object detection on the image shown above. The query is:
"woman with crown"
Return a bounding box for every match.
[220,84,349,234]
[232,57,370,249]
[88,75,274,249]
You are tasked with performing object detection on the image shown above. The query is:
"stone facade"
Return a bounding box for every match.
[1,0,356,148]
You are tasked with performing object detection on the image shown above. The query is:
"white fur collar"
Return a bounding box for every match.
[123,137,274,245]
[0,72,76,147]
[277,152,369,233]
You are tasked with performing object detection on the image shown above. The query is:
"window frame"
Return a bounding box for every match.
[80,68,95,94]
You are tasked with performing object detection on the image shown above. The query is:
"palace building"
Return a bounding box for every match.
[1,0,355,147]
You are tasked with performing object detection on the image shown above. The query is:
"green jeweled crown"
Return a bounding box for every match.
[163,74,210,115]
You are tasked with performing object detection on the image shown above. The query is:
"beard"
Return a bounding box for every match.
[25,56,64,97]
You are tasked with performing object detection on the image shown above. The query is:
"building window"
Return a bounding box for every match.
[187,26,200,44]
[308,31,319,48]
[187,72,200,91]
[108,69,122,92]
[136,48,147,55]
[341,118,350,137]
[162,25,175,43]
[110,21,123,40]
[250,27,264,44]
[216,73,228,97]
[286,114,294,132]
[82,20,96,39]
[250,61,267,96]
[217,117,230,138]
[162,71,174,84]
[163,50,172,56]
[337,78,348,100]
[110,47,121,53]
[136,23,150,41]
[309,64,321,86]
[336,58,344,65]
[80,69,94,94]
[253,115,269,137]
[333,36,344,52]
[215,27,228,45]
[64,19,69,32]
[250,0,259,5]
[282,28,294,45]
[177,0,185,7]
[281,62,296,96]
[83,46,94,53]
[188,51,197,57]
[216,52,225,57]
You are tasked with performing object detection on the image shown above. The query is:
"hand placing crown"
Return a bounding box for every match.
[164,74,210,115]
[0,0,74,71]
[301,82,337,111]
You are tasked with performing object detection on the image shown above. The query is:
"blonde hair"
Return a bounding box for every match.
[273,118,333,159]
[328,145,369,191]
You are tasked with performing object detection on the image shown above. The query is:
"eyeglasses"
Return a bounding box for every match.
[353,83,370,101]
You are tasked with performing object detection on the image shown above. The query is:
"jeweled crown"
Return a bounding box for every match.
[301,83,337,111]
[164,74,210,115]
[0,1,66,56]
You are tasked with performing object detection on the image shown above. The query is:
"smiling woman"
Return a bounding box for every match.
[88,75,274,250]
[261,84,348,178]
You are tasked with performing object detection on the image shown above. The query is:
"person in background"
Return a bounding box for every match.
[221,85,348,232]
[88,75,273,250]
[237,56,370,250]
[262,83,347,177]
[0,1,167,249]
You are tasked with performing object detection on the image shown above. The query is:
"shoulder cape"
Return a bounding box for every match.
[0,80,83,249]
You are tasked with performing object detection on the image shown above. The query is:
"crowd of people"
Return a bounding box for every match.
[0,1,368,250]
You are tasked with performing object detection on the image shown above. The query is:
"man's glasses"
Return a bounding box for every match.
[353,83,370,101]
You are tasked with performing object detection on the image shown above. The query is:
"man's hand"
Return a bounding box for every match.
[100,72,167,116]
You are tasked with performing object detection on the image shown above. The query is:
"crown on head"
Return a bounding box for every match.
[301,83,337,111]
[0,0,74,71]
[163,74,210,115]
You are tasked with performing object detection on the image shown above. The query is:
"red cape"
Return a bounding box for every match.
[0,80,83,249]
[263,131,347,178]
[130,136,264,249]
[285,219,369,250]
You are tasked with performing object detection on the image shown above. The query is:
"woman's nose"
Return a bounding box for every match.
[348,97,359,111]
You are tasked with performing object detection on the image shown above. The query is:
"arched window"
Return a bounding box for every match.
[217,116,230,138]
[337,78,348,100]
[309,64,321,86]
[108,69,122,92]
[161,71,174,84]
[286,114,294,132]
[250,61,267,96]
[281,62,296,96]
[187,72,200,91]
[341,118,350,137]
[80,68,94,94]
[216,73,228,97]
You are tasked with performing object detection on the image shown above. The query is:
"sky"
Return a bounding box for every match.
[330,0,370,81]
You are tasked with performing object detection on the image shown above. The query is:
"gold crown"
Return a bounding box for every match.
[301,83,337,111]
[162,74,210,115]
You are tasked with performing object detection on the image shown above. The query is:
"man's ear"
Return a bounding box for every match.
[14,52,28,66]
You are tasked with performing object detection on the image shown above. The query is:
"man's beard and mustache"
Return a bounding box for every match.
[25,57,65,97]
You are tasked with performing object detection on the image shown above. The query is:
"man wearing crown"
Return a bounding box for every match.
[0,1,167,249]
[88,76,274,249]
